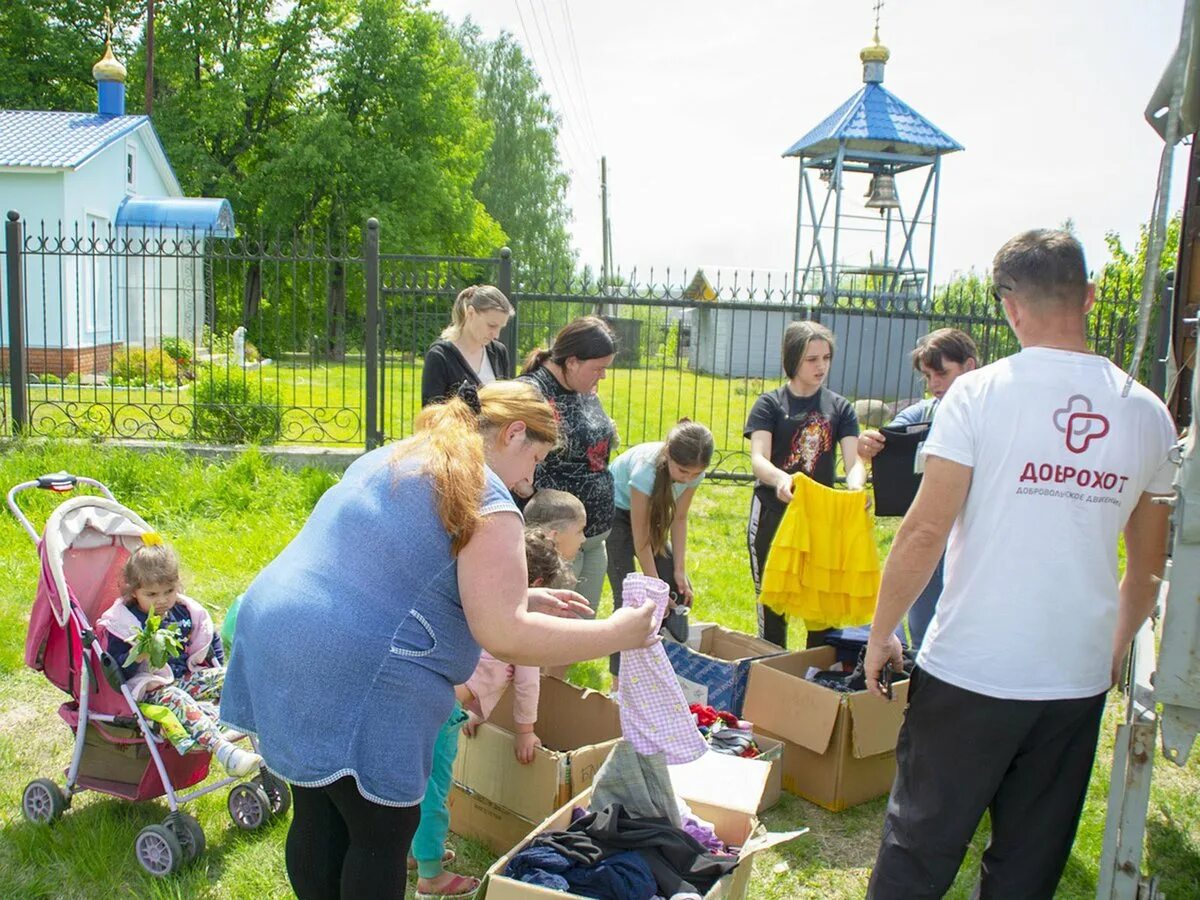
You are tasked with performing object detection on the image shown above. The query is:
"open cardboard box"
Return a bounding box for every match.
[751,733,783,813]
[665,624,786,715]
[480,749,805,900]
[451,675,622,850]
[743,646,909,812]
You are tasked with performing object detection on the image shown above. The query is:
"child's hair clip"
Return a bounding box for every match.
[141,532,164,546]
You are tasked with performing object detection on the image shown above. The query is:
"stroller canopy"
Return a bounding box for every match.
[40,496,153,627]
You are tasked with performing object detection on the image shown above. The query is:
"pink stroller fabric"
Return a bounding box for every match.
[617,573,708,765]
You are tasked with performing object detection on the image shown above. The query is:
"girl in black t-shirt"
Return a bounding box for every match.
[744,321,866,648]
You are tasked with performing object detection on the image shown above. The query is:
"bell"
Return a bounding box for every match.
[864,173,900,213]
[819,168,842,190]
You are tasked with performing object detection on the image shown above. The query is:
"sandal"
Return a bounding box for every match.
[414,872,480,899]
[407,848,456,871]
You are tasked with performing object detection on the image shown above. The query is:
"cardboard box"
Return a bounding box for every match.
[665,625,785,715]
[752,734,783,813]
[479,770,805,900]
[452,675,622,826]
[743,646,909,812]
[447,785,539,856]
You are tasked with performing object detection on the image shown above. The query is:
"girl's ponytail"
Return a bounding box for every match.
[647,419,715,555]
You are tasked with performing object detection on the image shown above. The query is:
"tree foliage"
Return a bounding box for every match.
[2,0,573,268]
[459,24,577,278]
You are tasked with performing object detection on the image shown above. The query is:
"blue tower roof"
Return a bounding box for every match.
[783,82,962,159]
[116,196,235,237]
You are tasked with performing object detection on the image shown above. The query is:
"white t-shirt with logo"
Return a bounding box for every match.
[917,347,1176,700]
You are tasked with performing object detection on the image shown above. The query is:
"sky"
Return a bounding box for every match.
[432,0,1192,285]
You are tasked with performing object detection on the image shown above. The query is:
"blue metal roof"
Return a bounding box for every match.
[116,196,236,237]
[0,110,150,168]
[783,83,962,158]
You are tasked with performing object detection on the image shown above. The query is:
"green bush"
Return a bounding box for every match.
[202,327,235,357]
[39,372,62,384]
[192,366,283,444]
[160,336,194,367]
[110,347,179,387]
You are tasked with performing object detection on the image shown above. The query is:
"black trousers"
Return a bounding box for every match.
[606,506,678,675]
[868,670,1107,900]
[747,491,832,650]
[286,776,422,900]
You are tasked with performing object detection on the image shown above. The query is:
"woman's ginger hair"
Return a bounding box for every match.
[393,381,558,556]
[122,543,181,601]
[647,420,713,555]
[441,285,513,341]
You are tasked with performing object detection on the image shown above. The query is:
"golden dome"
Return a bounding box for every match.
[860,26,891,65]
[92,39,127,82]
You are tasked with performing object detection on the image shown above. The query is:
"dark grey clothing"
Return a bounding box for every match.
[868,669,1106,900]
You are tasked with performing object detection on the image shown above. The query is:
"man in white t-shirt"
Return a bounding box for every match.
[863,230,1176,899]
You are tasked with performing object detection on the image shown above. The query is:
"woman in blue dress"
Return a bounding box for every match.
[221,380,656,899]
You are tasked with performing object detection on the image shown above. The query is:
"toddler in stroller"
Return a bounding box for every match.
[15,472,286,878]
[99,542,262,777]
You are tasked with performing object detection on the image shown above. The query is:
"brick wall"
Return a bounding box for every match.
[0,343,119,378]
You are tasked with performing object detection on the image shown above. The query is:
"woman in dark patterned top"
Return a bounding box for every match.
[744,321,867,649]
[518,317,618,622]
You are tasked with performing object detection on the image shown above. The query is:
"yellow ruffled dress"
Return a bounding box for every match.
[759,473,880,629]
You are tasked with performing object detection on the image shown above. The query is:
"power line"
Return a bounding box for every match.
[534,0,602,157]
[558,0,603,153]
[513,0,598,166]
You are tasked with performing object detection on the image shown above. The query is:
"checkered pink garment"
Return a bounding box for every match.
[617,574,708,764]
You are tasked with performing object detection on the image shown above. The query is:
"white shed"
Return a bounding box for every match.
[0,30,233,376]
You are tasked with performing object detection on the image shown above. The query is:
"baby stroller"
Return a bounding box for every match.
[13,472,289,877]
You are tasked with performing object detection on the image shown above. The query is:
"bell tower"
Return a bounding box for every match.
[784,4,962,308]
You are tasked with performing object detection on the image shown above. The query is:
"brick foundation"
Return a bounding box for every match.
[0,343,119,378]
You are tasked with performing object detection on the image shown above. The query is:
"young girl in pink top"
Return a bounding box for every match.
[456,527,575,762]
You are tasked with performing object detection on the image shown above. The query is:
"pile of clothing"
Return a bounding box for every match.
[689,704,760,759]
[804,647,916,695]
[504,741,740,900]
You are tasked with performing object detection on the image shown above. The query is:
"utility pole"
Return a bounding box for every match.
[145,0,155,114]
[600,156,610,292]
[598,155,612,316]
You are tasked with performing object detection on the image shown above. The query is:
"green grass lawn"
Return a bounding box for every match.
[0,443,1196,898]
[22,361,773,476]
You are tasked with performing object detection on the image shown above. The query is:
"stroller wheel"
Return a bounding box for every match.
[21,779,68,825]
[135,824,184,877]
[228,782,271,830]
[254,771,291,818]
[163,811,206,863]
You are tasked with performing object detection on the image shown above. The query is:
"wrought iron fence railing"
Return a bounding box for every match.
[0,211,1158,481]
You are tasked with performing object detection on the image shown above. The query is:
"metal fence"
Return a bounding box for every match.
[1,211,1158,479]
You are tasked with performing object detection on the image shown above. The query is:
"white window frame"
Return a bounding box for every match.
[125,140,137,194]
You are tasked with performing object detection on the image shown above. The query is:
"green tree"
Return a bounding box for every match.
[251,0,505,356]
[458,24,577,280]
[0,1,142,112]
[1098,211,1183,291]
[145,0,346,222]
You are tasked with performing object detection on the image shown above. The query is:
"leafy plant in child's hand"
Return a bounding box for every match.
[130,613,185,669]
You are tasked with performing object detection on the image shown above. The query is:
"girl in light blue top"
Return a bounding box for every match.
[605,420,714,683]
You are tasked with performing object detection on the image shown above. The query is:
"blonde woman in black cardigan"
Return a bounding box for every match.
[421,285,513,406]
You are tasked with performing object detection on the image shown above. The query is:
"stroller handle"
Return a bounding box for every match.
[7,473,117,544]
